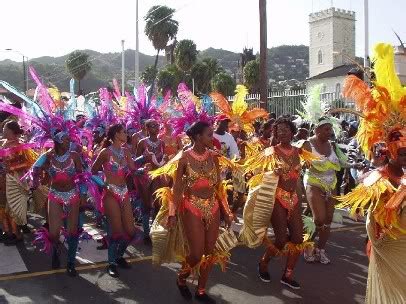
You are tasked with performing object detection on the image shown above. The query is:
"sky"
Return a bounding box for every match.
[0,0,405,62]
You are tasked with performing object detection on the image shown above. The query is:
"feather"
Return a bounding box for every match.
[231,85,249,116]
[210,92,232,116]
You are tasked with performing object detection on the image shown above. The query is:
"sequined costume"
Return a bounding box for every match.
[240,146,316,248]
[304,141,343,194]
[335,43,406,304]
[102,147,129,207]
[150,149,236,296]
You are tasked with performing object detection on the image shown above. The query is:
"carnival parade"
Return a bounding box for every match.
[0,1,405,303]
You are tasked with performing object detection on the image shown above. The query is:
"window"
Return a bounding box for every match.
[318,50,323,64]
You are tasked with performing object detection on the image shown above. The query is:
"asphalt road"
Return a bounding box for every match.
[0,214,368,304]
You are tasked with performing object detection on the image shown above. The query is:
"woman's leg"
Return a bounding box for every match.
[317,196,335,249]
[282,204,304,286]
[48,201,63,269]
[66,201,80,275]
[104,194,124,276]
[307,185,327,246]
[117,198,136,267]
[196,209,221,296]
[259,202,289,274]
[179,209,206,285]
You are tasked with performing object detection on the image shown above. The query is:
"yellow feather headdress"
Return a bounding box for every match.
[210,85,268,133]
[343,43,406,158]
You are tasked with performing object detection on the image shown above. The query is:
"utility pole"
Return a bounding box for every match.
[364,0,370,81]
[259,0,268,109]
[122,40,125,95]
[135,0,140,88]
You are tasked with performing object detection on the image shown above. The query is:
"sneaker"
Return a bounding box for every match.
[303,247,315,263]
[107,264,119,278]
[116,257,131,269]
[66,263,78,277]
[195,292,216,304]
[318,249,331,265]
[258,263,271,283]
[280,276,301,290]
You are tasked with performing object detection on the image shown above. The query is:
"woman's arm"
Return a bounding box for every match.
[91,149,107,175]
[31,152,49,189]
[214,155,233,227]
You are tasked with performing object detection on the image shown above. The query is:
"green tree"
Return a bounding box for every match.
[174,39,198,73]
[140,65,158,87]
[157,64,182,95]
[65,51,92,94]
[202,58,223,79]
[191,62,211,94]
[144,5,179,98]
[243,59,260,93]
[211,72,235,96]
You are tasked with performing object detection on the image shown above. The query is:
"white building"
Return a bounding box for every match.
[307,7,358,94]
[395,45,406,84]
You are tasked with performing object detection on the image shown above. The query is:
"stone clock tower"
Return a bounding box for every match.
[309,8,356,77]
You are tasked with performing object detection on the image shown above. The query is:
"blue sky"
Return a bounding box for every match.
[0,0,404,61]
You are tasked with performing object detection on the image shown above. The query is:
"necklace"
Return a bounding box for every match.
[147,138,160,150]
[277,145,295,156]
[55,150,70,163]
[189,149,210,162]
[109,146,124,160]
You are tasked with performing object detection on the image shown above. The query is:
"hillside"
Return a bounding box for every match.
[0,45,309,92]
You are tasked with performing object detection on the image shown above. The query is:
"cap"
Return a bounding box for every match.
[216,114,231,122]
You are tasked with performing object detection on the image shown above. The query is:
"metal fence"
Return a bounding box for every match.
[227,89,353,118]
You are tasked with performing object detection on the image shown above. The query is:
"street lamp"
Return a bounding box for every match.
[5,48,29,93]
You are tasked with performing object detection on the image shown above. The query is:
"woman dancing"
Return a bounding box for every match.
[151,121,233,303]
[243,117,314,289]
[336,43,406,303]
[302,118,345,264]
[91,123,145,277]
[0,121,33,245]
[31,130,85,276]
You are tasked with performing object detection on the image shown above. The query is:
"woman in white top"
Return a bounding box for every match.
[302,118,346,264]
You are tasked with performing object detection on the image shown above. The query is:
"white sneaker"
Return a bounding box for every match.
[318,249,330,265]
[303,247,315,263]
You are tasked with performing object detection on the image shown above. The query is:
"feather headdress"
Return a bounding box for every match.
[298,84,340,134]
[169,83,215,136]
[342,43,406,158]
[0,67,80,147]
[210,85,268,133]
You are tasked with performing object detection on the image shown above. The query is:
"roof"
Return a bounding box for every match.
[307,64,358,80]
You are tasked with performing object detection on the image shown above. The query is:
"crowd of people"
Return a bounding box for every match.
[0,43,405,304]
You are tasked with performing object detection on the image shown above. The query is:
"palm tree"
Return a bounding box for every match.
[65,51,92,94]
[259,0,268,109]
[202,58,223,79]
[144,5,179,99]
[175,39,198,74]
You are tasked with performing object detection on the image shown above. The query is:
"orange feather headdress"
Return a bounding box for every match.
[210,85,269,133]
[343,43,406,158]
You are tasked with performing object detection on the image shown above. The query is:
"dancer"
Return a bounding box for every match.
[150,121,233,303]
[297,86,348,264]
[241,117,315,289]
[135,119,167,243]
[31,129,84,276]
[91,123,146,277]
[159,121,182,160]
[0,121,34,245]
[336,43,406,303]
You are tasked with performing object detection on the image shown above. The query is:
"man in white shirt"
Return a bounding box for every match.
[213,115,240,160]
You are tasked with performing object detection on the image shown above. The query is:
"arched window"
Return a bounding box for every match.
[318,50,323,64]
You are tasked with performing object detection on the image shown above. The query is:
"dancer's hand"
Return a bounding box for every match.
[167,215,177,229]
[224,214,233,229]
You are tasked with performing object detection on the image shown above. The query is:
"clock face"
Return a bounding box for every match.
[317,31,324,40]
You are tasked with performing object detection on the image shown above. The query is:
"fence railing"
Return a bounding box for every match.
[227,89,353,118]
